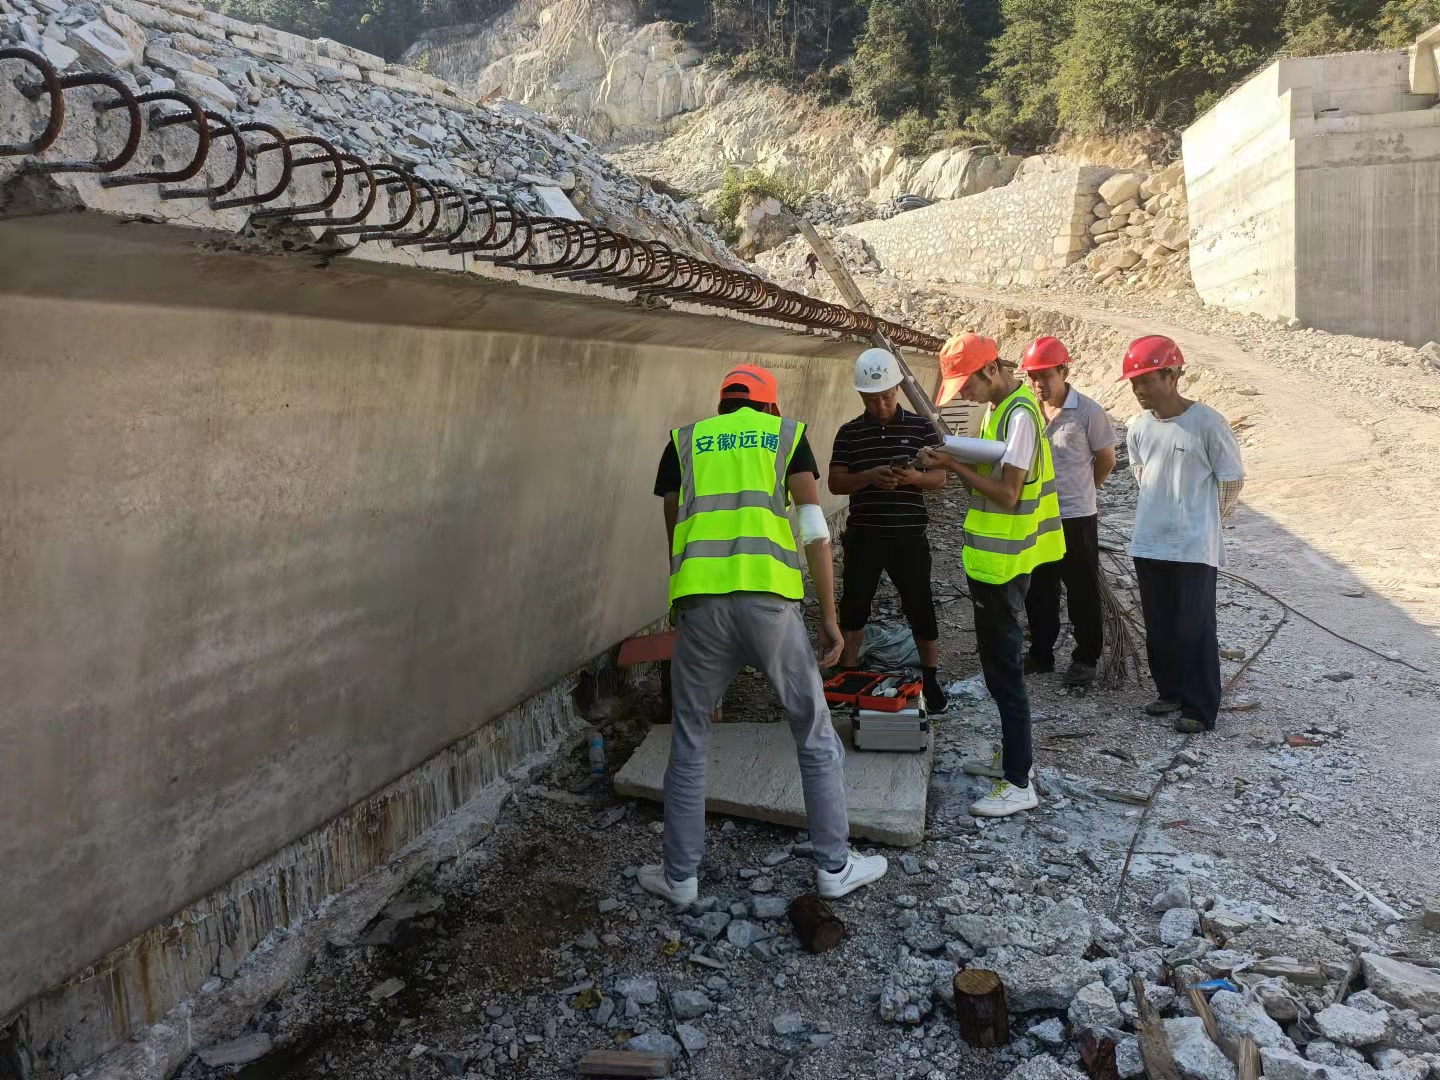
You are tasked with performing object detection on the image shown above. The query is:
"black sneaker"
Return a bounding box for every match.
[1144,697,1181,716]
[1062,661,1097,687]
[1024,655,1055,676]
[924,686,950,716]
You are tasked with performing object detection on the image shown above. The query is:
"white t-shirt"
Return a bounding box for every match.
[998,408,1037,474]
[1127,402,1246,568]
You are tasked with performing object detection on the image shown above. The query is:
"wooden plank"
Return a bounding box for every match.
[793,217,951,439]
[617,632,675,666]
[577,1049,672,1077]
[1237,1036,1261,1080]
[1132,976,1184,1080]
[1188,987,1223,1050]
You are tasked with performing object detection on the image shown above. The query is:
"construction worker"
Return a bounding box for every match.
[1121,336,1246,734]
[644,364,889,902]
[915,334,1064,818]
[828,348,950,714]
[1020,337,1118,687]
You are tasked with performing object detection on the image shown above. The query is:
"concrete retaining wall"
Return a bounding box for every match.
[842,167,1111,287]
[1184,48,1440,344]
[0,214,919,1076]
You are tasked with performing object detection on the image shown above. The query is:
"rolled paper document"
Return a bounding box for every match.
[938,435,1007,464]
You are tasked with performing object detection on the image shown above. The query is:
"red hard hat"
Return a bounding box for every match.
[719,364,780,405]
[1119,335,1185,381]
[1020,336,1071,373]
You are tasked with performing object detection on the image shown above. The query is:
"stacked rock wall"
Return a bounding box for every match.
[841,167,1114,288]
[1082,162,1192,292]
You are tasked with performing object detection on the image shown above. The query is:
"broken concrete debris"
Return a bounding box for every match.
[195,1032,274,1068]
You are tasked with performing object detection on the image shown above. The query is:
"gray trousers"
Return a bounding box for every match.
[663,593,850,881]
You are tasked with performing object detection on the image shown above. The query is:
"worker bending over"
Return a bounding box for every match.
[645,365,889,902]
[916,334,1064,818]
[1020,337,1117,688]
[828,348,950,714]
[1121,336,1246,734]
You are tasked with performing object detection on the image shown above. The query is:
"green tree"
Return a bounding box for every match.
[1372,0,1440,46]
[1053,0,1280,133]
[851,0,998,118]
[971,0,1074,145]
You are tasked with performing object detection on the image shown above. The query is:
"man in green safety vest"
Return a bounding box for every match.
[917,334,1065,818]
[643,364,890,903]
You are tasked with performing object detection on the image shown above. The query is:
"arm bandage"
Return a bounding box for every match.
[797,503,830,546]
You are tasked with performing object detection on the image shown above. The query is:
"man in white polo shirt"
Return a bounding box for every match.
[1019,337,1117,688]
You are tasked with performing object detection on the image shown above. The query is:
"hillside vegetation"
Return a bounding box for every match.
[224,0,1440,147]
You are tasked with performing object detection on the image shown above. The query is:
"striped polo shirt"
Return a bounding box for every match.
[830,405,943,535]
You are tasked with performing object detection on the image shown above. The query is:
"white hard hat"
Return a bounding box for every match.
[854,348,903,393]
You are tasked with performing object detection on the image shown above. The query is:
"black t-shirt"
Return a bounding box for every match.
[830,405,943,534]
[654,431,820,496]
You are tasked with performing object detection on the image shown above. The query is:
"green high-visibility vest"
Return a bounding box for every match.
[669,409,806,603]
[962,384,1066,584]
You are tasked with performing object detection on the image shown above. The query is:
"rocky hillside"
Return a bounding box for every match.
[403,0,1029,208]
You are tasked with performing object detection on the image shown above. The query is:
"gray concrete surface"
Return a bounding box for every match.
[613,721,933,847]
[0,213,929,1041]
[1184,45,1440,345]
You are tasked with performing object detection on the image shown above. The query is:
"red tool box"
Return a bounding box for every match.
[823,671,922,710]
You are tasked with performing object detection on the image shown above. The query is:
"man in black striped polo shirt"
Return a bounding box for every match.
[828,348,949,713]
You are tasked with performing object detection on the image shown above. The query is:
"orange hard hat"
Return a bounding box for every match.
[936,332,999,406]
[719,364,779,405]
[1119,335,1184,380]
[1021,336,1071,373]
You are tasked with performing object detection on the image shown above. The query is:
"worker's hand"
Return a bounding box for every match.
[894,466,926,487]
[815,619,844,669]
[867,466,900,490]
[915,446,944,470]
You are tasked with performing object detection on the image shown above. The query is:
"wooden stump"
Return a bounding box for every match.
[788,894,845,953]
[952,968,1010,1048]
[1079,1031,1121,1080]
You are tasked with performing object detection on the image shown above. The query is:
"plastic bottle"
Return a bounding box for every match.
[588,728,606,775]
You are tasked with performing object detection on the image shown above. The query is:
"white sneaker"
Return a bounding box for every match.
[637,865,698,905]
[817,852,889,899]
[969,780,1040,818]
[962,749,1036,782]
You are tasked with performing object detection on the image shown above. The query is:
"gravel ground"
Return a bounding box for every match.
[173,265,1440,1080]
[181,460,1440,1080]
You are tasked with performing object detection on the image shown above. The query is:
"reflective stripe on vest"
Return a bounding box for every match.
[669,410,805,602]
[962,385,1066,584]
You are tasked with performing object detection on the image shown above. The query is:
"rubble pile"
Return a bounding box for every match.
[0,0,740,265]
[1081,162,1192,294]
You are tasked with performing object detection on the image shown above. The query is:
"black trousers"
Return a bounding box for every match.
[1025,515,1104,666]
[1134,557,1221,728]
[970,574,1032,787]
[839,528,939,642]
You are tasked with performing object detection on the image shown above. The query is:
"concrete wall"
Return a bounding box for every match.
[1183,65,1299,321]
[843,167,1109,288]
[0,214,913,1052]
[1184,48,1440,344]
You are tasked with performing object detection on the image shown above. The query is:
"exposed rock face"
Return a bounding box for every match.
[404,0,720,143]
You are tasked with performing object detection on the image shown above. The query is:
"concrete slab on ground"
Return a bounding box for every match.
[613,720,931,847]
